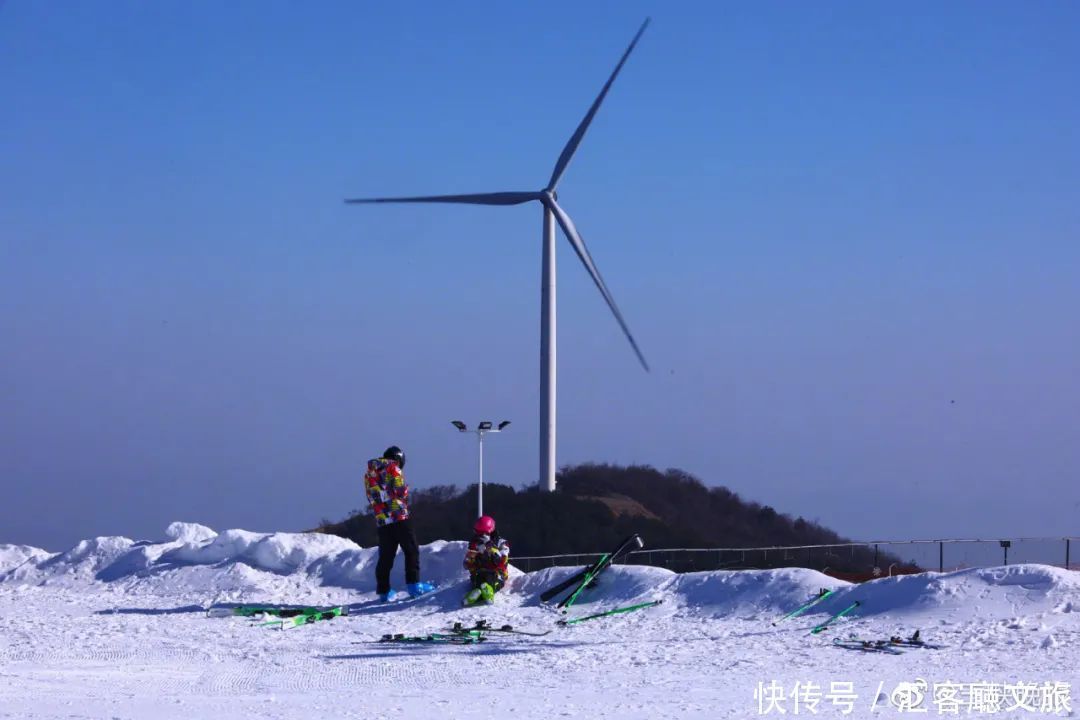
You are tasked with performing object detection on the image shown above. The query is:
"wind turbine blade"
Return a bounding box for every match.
[345,191,541,206]
[546,18,650,191]
[546,198,650,372]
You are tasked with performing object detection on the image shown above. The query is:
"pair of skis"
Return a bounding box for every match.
[833,630,943,653]
[446,599,664,635]
[450,620,552,637]
[887,629,943,648]
[389,604,664,644]
[539,534,644,610]
[380,632,483,645]
[832,637,903,654]
[377,623,549,646]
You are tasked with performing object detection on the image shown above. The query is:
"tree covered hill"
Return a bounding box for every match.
[317,464,907,576]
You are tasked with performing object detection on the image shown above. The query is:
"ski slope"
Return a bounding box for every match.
[0,522,1076,719]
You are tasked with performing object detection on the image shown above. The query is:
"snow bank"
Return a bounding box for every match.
[0,524,472,595]
[2,524,1078,625]
[804,563,1080,623]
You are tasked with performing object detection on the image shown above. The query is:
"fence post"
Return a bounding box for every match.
[1066,539,1070,570]
[939,542,944,573]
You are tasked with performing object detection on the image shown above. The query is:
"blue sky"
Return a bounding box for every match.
[2,1,1079,550]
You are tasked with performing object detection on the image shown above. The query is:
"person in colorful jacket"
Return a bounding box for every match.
[462,515,510,606]
[365,445,434,602]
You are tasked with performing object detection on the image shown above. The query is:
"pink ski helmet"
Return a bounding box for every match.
[473,515,495,534]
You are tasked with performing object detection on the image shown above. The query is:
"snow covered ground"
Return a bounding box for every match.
[0,523,1076,719]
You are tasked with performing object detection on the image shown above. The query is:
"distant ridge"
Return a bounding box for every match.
[316,463,909,575]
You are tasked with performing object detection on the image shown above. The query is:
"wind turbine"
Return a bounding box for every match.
[346,19,652,492]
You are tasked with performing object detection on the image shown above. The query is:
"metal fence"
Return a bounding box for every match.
[511,536,1079,580]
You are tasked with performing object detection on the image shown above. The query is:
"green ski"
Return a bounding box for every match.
[810,600,860,634]
[259,606,348,630]
[207,605,348,619]
[558,600,663,626]
[772,589,834,626]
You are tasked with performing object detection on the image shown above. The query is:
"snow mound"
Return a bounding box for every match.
[511,563,1080,625]
[511,563,673,605]
[161,528,358,573]
[807,564,1080,622]
[165,522,217,543]
[673,566,846,619]
[0,544,56,576]
[0,524,473,598]
[971,563,1079,591]
[21,536,137,586]
[512,565,844,620]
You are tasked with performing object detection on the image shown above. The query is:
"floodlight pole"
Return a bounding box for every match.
[478,430,485,516]
[452,421,510,518]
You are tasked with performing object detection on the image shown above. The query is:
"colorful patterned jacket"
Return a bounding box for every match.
[364,457,410,527]
[463,532,510,583]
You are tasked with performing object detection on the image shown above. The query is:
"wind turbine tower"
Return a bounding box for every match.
[346,20,652,491]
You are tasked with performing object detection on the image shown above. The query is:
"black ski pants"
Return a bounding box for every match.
[375,519,420,594]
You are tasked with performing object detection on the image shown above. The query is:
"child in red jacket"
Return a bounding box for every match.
[463,515,510,606]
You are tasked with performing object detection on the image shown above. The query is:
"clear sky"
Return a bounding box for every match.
[2,1,1079,551]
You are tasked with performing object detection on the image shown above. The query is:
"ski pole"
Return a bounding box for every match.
[558,600,663,626]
